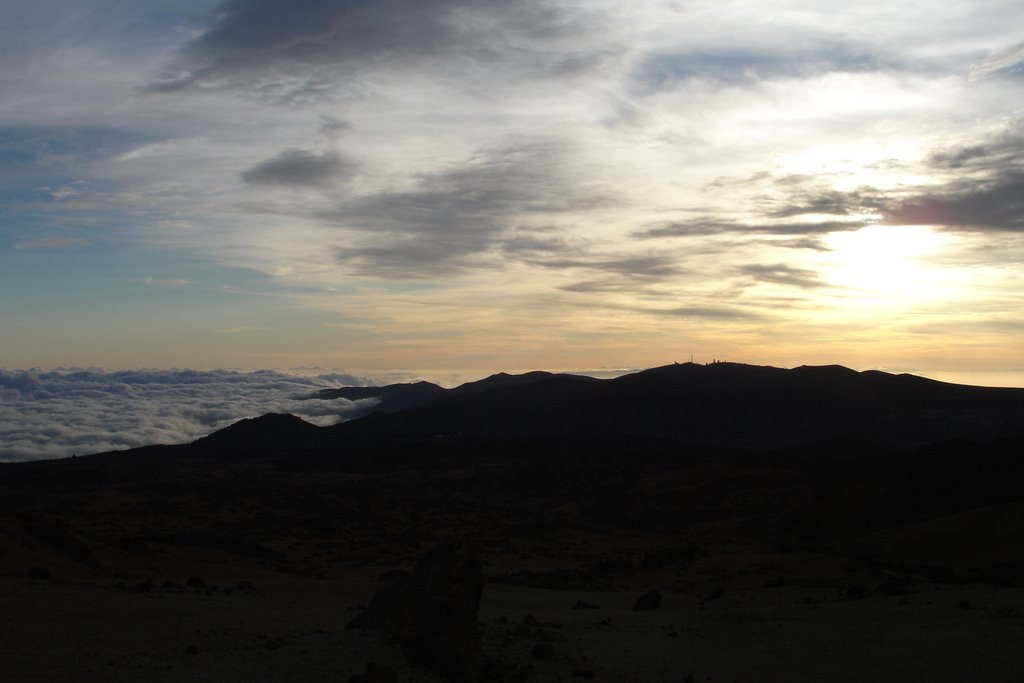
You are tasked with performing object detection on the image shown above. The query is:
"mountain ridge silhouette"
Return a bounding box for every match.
[294,362,1024,448]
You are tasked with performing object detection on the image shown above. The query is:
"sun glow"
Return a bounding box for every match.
[822,225,948,299]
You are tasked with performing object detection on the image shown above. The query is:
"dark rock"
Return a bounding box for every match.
[633,589,661,611]
[237,580,256,592]
[522,614,541,627]
[186,576,207,589]
[571,670,595,678]
[186,645,199,655]
[572,600,600,610]
[356,538,483,682]
[531,643,555,660]
[28,566,51,581]
[348,661,400,683]
[378,568,411,582]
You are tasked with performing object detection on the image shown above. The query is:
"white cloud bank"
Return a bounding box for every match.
[0,368,380,462]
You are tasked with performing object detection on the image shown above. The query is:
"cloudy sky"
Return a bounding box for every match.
[3,0,1024,387]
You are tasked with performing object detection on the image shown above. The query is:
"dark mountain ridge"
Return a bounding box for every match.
[312,370,565,417]
[321,362,1024,448]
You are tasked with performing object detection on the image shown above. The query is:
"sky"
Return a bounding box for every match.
[3,0,1024,388]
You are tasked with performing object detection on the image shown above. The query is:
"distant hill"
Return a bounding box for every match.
[315,381,448,414]
[310,370,576,419]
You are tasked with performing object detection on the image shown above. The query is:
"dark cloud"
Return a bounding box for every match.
[241,149,355,187]
[739,263,825,289]
[884,173,1024,231]
[765,187,888,220]
[326,139,610,277]
[884,121,1024,231]
[635,217,864,239]
[927,123,1024,173]
[151,0,604,99]
[0,368,378,461]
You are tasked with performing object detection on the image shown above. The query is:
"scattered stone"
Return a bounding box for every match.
[633,589,662,611]
[531,643,555,660]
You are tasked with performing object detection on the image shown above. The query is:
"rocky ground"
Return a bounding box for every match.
[2,433,1023,681]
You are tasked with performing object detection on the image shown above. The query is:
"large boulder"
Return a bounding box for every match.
[354,538,483,682]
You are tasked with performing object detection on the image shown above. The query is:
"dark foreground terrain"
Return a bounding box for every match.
[2,363,1023,682]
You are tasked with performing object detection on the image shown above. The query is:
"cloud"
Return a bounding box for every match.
[319,115,350,136]
[150,0,605,100]
[739,263,825,289]
[325,138,610,277]
[883,121,1024,231]
[634,42,886,90]
[241,149,356,187]
[970,42,1024,81]
[884,173,1024,231]
[0,368,380,462]
[764,187,887,220]
[660,306,765,321]
[535,254,683,278]
[635,218,865,239]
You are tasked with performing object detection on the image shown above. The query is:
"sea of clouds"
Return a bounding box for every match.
[0,368,386,462]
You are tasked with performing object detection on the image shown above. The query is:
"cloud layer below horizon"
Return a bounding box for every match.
[0,368,379,462]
